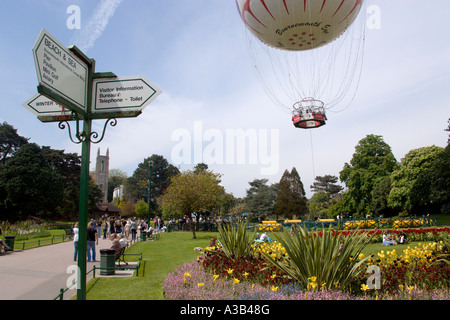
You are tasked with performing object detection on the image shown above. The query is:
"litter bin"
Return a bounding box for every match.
[4,236,15,252]
[140,230,147,241]
[100,249,116,275]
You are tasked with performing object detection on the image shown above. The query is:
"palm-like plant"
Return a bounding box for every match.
[215,221,256,260]
[262,225,373,290]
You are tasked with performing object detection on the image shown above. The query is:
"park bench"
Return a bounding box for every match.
[115,247,128,266]
[115,251,143,276]
[113,242,143,276]
[146,229,160,241]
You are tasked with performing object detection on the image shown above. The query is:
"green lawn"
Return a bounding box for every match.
[85,231,217,300]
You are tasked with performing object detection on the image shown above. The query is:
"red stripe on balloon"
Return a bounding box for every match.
[339,0,362,24]
[260,0,276,20]
[283,0,290,15]
[320,0,327,13]
[332,0,345,17]
[241,0,267,35]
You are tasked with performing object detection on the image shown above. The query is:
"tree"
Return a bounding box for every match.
[0,122,28,164]
[310,175,343,195]
[371,176,395,217]
[388,145,445,214]
[135,200,149,218]
[193,162,209,174]
[274,168,308,220]
[41,146,81,219]
[413,145,449,214]
[244,178,277,222]
[158,170,224,239]
[308,175,343,219]
[126,154,180,210]
[307,191,332,219]
[0,143,63,219]
[340,134,398,217]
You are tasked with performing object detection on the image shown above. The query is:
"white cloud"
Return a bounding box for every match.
[71,0,124,52]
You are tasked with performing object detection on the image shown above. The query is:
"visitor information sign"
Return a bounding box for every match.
[32,28,89,113]
[91,76,162,114]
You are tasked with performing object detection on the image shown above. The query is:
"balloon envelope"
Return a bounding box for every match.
[236,0,363,51]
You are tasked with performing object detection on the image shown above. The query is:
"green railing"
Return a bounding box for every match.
[10,234,73,251]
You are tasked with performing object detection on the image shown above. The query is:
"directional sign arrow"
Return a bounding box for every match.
[33,28,89,115]
[22,94,79,123]
[92,76,162,114]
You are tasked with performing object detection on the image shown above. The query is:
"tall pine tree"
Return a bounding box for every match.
[274,168,308,219]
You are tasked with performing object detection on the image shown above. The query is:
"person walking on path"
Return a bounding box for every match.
[102,219,108,239]
[86,222,98,262]
[73,222,79,261]
[130,219,137,241]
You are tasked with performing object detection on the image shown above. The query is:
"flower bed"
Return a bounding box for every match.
[163,259,450,300]
[163,238,450,300]
[351,241,450,295]
[338,227,450,243]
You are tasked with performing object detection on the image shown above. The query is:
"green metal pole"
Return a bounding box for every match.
[76,57,95,300]
[147,160,153,224]
[76,118,91,300]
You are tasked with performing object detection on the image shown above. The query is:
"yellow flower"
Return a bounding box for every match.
[197,283,204,287]
[271,286,279,292]
[361,284,369,292]
[307,282,318,291]
[358,253,365,260]
[243,272,249,278]
[226,268,234,275]
[184,272,191,278]
[407,285,414,294]
[271,274,277,279]
[233,278,240,284]
[307,276,317,283]
[321,283,327,291]
[213,274,220,283]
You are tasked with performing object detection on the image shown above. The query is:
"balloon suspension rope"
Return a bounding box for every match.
[310,130,316,180]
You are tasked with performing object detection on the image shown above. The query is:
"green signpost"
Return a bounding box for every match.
[27,28,162,300]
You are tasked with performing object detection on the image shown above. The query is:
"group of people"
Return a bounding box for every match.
[255,232,270,242]
[72,218,133,262]
[71,216,169,261]
[382,230,408,246]
[99,217,139,241]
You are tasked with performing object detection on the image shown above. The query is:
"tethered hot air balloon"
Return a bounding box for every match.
[236,0,366,129]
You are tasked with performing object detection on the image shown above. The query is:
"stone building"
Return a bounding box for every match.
[94,148,109,203]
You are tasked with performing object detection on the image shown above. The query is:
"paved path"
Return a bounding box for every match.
[0,237,118,300]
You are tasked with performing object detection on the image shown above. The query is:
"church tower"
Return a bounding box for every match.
[94,148,109,203]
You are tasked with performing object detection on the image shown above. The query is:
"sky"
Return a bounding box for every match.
[0,0,449,199]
